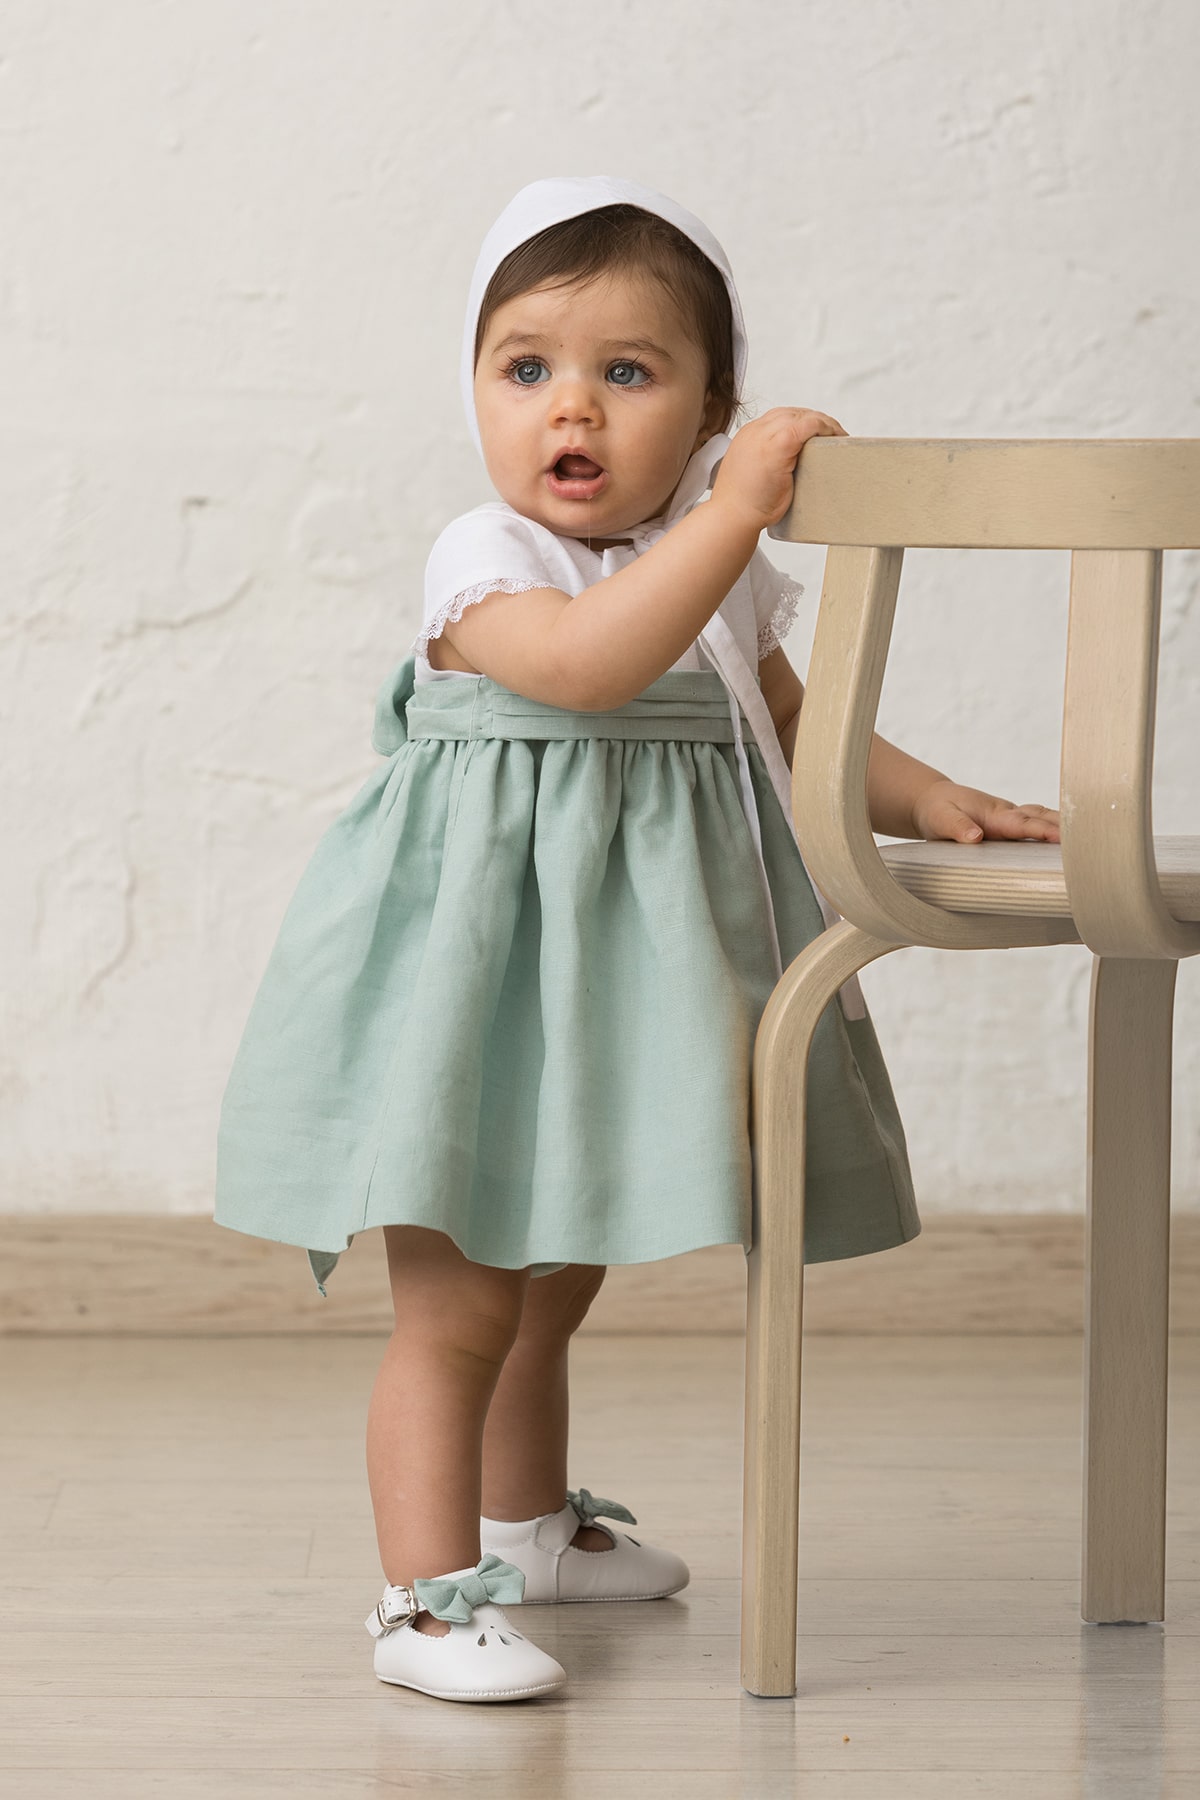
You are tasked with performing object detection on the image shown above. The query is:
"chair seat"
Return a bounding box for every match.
[878,834,1200,920]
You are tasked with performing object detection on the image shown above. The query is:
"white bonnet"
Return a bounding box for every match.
[460,175,748,460]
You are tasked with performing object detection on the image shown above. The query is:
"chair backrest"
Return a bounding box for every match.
[769,439,1200,959]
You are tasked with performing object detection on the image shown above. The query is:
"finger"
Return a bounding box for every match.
[786,409,847,437]
[943,806,984,843]
[794,421,848,457]
[1015,805,1061,841]
[989,807,1059,841]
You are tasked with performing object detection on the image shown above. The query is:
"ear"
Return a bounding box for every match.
[695,387,731,448]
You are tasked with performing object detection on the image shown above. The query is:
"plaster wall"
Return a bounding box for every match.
[3,0,1198,1217]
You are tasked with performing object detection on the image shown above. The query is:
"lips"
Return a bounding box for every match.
[546,451,609,500]
[553,452,604,478]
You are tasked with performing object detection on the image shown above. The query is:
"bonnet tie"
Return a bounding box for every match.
[596,434,865,1020]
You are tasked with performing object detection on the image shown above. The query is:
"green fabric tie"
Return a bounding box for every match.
[567,1487,638,1528]
[413,1553,526,1623]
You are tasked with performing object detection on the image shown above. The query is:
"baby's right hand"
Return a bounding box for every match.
[711,407,848,532]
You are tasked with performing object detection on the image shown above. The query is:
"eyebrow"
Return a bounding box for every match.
[489,331,676,362]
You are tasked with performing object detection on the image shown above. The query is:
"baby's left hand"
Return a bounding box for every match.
[911,779,1061,845]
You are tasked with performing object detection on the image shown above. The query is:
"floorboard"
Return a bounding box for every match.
[3,1332,1198,1796]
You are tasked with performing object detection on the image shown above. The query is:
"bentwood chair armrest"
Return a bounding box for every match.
[769,437,1200,552]
[770,438,1200,960]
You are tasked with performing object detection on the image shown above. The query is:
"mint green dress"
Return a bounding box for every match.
[214,654,919,1294]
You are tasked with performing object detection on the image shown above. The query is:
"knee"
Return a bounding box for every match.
[564,1265,608,1332]
[519,1263,607,1347]
[394,1287,527,1371]
[382,1226,528,1368]
[443,1298,527,1369]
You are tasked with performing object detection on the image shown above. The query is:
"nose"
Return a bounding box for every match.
[548,369,605,428]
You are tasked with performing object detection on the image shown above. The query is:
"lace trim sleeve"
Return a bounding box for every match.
[756,572,805,659]
[411,578,547,658]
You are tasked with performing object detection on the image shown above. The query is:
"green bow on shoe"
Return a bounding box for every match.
[413,1554,526,1624]
[567,1487,638,1527]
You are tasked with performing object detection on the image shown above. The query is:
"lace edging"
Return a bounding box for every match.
[411,578,545,658]
[756,572,805,658]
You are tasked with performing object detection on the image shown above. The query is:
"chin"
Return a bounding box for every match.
[545,503,625,534]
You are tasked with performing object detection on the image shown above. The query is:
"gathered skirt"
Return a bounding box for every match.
[214,654,919,1293]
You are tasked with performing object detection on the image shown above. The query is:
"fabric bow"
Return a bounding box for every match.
[412,1553,526,1623]
[567,1487,638,1528]
[371,651,418,757]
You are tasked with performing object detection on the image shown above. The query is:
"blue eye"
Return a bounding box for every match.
[502,355,653,388]
[508,357,548,385]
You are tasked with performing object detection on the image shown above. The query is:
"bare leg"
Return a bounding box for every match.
[481,1262,611,1550]
[366,1225,530,1636]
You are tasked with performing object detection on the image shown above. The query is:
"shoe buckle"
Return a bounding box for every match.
[368,1583,418,1637]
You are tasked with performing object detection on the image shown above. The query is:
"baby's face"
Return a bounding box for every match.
[474,270,722,545]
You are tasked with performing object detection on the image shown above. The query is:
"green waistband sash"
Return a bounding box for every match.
[373,655,759,750]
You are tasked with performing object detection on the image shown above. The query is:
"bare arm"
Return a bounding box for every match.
[437,408,848,711]
[437,496,762,712]
[761,645,948,837]
[762,644,1059,843]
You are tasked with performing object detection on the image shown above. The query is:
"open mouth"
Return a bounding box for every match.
[546,453,608,498]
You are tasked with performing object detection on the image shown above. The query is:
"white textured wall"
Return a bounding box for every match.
[3,0,1198,1218]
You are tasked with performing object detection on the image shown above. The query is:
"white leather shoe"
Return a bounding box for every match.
[365,1555,566,1702]
[480,1488,690,1603]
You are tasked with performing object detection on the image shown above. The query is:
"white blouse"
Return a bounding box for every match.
[409,499,803,681]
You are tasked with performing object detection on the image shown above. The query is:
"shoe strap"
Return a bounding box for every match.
[365,1582,417,1638]
[533,1491,637,1556]
[534,1503,584,1555]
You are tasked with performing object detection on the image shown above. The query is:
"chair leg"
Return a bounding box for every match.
[1082,955,1177,1623]
[741,921,898,1697]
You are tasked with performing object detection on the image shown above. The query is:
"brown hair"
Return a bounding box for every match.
[473,204,742,436]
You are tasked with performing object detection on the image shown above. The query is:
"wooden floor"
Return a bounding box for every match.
[4,1331,1200,1797]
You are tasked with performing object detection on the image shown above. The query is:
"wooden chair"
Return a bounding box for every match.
[741,438,1200,1697]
